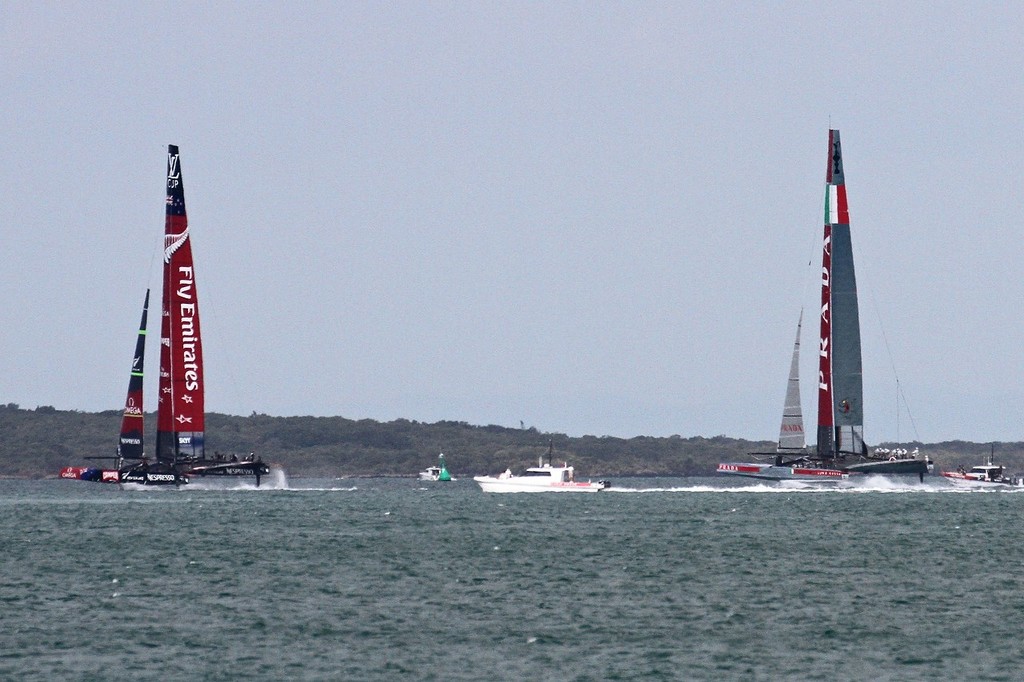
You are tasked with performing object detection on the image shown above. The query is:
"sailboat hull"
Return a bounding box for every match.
[843,458,930,476]
[60,466,120,483]
[119,467,189,486]
[60,465,188,485]
[186,460,270,480]
[718,457,931,481]
[717,462,854,481]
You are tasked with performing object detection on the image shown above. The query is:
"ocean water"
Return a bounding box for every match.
[2,475,1023,681]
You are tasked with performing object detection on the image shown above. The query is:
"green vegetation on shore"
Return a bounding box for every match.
[3,404,1020,479]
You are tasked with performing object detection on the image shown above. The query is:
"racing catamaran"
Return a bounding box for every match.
[60,146,270,486]
[718,130,931,482]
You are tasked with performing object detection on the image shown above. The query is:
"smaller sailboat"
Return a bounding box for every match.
[419,453,453,481]
[60,291,189,485]
[718,313,854,481]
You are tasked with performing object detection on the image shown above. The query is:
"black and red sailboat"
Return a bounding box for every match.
[59,290,181,483]
[718,130,932,482]
[60,145,270,486]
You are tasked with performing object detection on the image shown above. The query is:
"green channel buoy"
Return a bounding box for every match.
[438,453,452,481]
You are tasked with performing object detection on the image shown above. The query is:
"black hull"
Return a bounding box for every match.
[843,458,930,476]
[119,465,189,486]
[61,460,271,486]
[185,460,271,486]
[726,453,932,482]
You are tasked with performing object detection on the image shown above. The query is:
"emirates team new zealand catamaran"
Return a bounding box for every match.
[60,146,270,486]
[718,130,932,483]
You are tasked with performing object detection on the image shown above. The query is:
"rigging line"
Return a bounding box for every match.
[802,182,828,301]
[147,235,160,293]
[868,288,921,443]
[897,381,921,443]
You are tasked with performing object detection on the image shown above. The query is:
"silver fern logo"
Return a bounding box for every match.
[164,229,189,262]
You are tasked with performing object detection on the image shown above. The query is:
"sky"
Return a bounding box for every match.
[3,2,1023,443]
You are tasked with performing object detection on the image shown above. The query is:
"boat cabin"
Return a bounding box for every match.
[521,464,575,482]
[968,464,1004,481]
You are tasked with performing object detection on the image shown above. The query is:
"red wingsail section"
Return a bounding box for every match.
[816,223,833,453]
[156,145,205,463]
[816,129,841,458]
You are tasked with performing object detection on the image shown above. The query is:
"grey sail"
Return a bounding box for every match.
[778,311,805,451]
[825,130,866,455]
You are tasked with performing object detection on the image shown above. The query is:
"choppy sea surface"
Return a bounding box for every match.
[3,474,1024,680]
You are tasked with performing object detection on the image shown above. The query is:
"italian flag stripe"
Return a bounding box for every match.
[824,185,848,225]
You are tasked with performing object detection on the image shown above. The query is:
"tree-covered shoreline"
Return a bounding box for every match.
[3,404,1019,479]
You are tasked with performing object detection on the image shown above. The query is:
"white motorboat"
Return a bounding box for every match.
[474,454,610,493]
[941,461,1022,488]
[419,466,442,481]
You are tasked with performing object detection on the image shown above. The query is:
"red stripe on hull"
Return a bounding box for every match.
[717,464,764,473]
[791,467,845,478]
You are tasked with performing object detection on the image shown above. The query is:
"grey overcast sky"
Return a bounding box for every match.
[3,2,1022,442]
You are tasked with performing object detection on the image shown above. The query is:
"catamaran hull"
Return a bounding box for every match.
[187,462,269,477]
[186,461,270,486]
[474,476,610,493]
[60,466,120,483]
[717,463,854,482]
[120,470,189,485]
[60,466,188,485]
[843,458,930,477]
[719,458,930,482]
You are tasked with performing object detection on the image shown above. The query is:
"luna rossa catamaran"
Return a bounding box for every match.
[61,146,270,486]
[718,130,932,482]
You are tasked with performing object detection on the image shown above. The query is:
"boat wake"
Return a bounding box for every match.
[284,485,360,492]
[281,479,359,492]
[604,478,1019,493]
[190,467,292,491]
[605,484,741,493]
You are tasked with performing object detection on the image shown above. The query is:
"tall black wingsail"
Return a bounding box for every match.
[118,289,149,462]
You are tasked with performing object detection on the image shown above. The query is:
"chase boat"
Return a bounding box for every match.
[474,448,610,493]
[941,458,1022,488]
